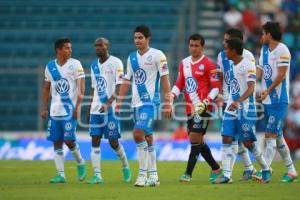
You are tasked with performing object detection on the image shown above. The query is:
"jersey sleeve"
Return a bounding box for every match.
[124,57,133,81]
[246,61,257,82]
[44,67,51,82]
[156,50,169,76]
[277,48,291,68]
[207,62,220,89]
[90,66,96,89]
[171,62,184,97]
[75,61,85,79]
[115,59,124,85]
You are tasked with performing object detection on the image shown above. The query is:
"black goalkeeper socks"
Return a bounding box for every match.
[185,143,202,176]
[199,143,220,171]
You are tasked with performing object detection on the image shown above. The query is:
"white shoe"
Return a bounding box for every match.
[134,174,147,187]
[146,175,160,187]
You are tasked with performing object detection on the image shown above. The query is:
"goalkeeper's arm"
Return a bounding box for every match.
[194,87,219,115]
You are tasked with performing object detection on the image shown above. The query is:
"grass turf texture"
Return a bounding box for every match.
[0,160,299,200]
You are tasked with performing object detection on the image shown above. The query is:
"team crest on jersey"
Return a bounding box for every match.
[96,76,107,93]
[193,115,201,123]
[65,122,73,131]
[108,122,116,130]
[199,64,204,70]
[185,77,198,93]
[147,55,152,62]
[230,78,240,95]
[68,65,74,70]
[55,78,70,95]
[224,71,231,85]
[263,64,272,80]
[134,68,147,85]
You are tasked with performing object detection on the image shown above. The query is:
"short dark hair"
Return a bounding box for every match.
[226,38,243,55]
[225,28,243,40]
[188,33,205,46]
[54,38,71,52]
[134,25,151,38]
[262,21,282,41]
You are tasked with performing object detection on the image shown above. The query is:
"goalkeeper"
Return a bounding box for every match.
[170,34,221,183]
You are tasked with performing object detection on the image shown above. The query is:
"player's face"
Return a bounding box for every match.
[134,32,149,50]
[95,40,108,57]
[57,43,72,59]
[189,40,203,58]
[225,44,234,60]
[223,34,230,47]
[262,30,270,44]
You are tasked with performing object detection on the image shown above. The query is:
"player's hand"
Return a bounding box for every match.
[228,101,240,111]
[40,109,48,119]
[193,99,209,115]
[115,101,121,113]
[260,90,269,101]
[162,102,173,119]
[216,94,224,108]
[99,102,111,113]
[72,108,79,119]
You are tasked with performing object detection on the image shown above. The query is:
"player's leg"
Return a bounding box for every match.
[47,117,66,183]
[145,134,160,186]
[238,142,256,181]
[276,135,298,182]
[63,118,86,181]
[87,114,104,184]
[213,113,235,184]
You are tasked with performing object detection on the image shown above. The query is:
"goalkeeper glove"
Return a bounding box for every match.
[193,99,210,115]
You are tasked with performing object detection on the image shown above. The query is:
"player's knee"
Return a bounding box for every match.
[133,129,145,142]
[189,132,203,143]
[92,137,101,147]
[64,140,76,149]
[222,136,232,144]
[109,140,119,150]
[53,141,63,150]
[145,135,153,145]
[265,132,277,138]
[243,141,253,149]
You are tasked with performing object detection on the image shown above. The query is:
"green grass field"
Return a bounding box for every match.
[0,160,299,200]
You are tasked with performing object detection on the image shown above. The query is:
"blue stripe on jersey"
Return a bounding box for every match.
[221,51,231,94]
[262,45,279,104]
[129,51,152,104]
[47,60,75,115]
[229,63,240,102]
[91,59,112,114]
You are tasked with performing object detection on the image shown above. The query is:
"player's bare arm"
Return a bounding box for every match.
[73,77,85,119]
[115,79,131,113]
[228,81,255,111]
[161,74,173,119]
[86,87,94,123]
[260,66,287,100]
[99,85,121,113]
[41,81,51,119]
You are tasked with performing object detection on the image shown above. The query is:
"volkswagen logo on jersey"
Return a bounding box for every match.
[224,71,231,85]
[134,68,147,85]
[185,77,198,93]
[263,64,272,80]
[96,76,107,93]
[230,78,240,95]
[55,78,70,95]
[268,115,275,124]
[140,112,148,120]
[242,123,250,132]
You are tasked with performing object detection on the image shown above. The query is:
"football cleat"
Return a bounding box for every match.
[281,173,298,183]
[77,164,87,181]
[49,175,66,183]
[179,174,191,182]
[146,175,160,187]
[86,175,104,184]
[134,174,147,187]
[240,169,257,181]
[212,175,231,184]
[122,167,132,183]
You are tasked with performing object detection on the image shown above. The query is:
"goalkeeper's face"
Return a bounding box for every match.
[189,40,203,58]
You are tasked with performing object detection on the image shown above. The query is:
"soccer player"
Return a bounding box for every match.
[254,21,298,182]
[115,25,173,187]
[170,33,221,183]
[41,38,87,183]
[216,28,256,181]
[86,38,131,184]
[213,38,271,184]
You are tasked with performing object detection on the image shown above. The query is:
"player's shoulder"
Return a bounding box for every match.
[68,58,81,65]
[277,43,290,55]
[150,48,166,57]
[203,55,216,67]
[242,57,255,68]
[108,55,123,64]
[181,56,191,64]
[243,49,255,59]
